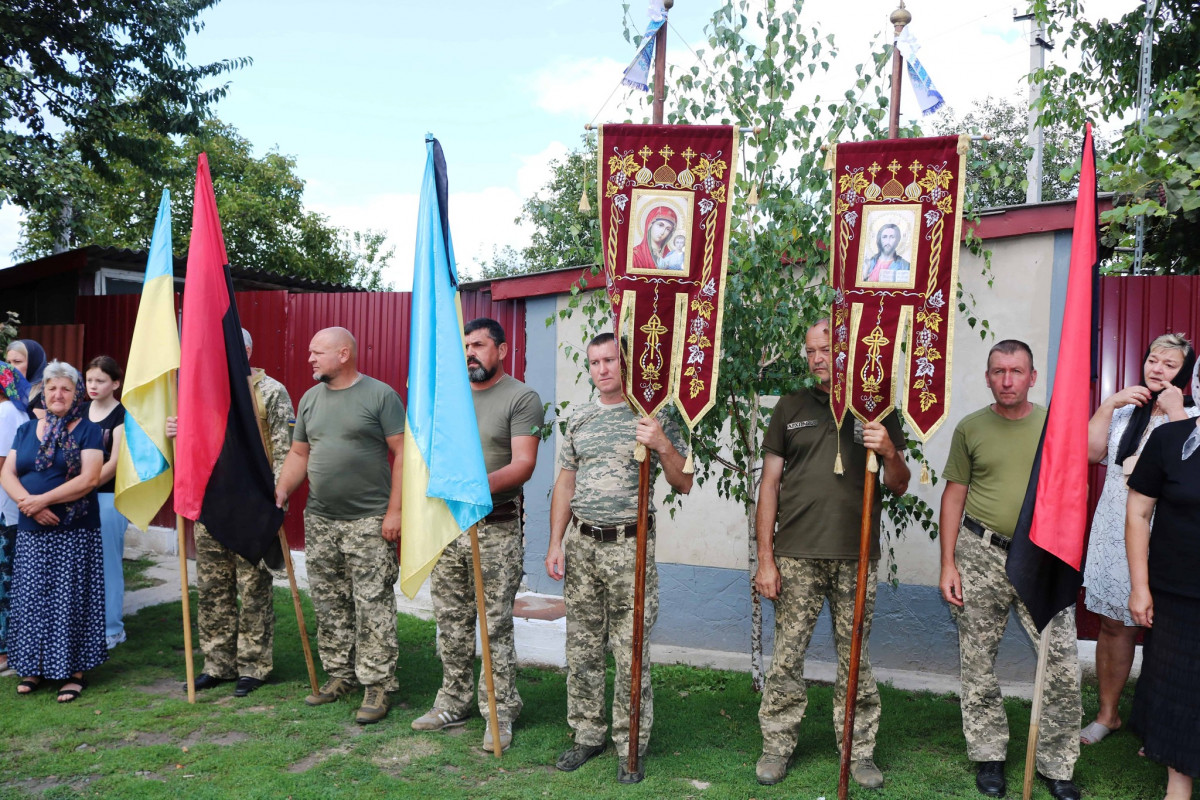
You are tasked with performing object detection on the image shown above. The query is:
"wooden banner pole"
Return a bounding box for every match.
[888,2,912,139]
[469,524,504,758]
[837,451,878,800]
[627,453,653,779]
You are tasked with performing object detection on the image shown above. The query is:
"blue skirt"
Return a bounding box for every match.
[9,526,108,679]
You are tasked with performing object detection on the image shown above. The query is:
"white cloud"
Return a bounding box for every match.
[531,56,639,121]
[0,204,26,267]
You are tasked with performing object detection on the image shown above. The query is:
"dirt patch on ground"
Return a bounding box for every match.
[7,774,100,795]
[132,677,183,697]
[124,729,251,748]
[371,737,441,777]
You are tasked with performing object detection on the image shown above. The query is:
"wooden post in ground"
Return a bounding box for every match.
[837,451,878,800]
[470,524,503,758]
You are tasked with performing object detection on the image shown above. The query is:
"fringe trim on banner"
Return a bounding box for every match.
[578,180,591,213]
[683,429,694,474]
[834,447,845,475]
[920,460,931,484]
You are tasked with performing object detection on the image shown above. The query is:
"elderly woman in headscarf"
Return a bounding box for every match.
[1079,333,1197,745]
[0,361,106,702]
[5,339,47,420]
[1126,355,1200,800]
[0,360,31,675]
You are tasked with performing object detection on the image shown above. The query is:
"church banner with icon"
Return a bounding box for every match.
[597,124,738,430]
[827,135,969,442]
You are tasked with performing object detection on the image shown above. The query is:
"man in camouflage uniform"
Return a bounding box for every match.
[176,329,293,697]
[412,318,543,752]
[754,319,910,789]
[938,339,1081,800]
[275,327,406,725]
[544,332,692,784]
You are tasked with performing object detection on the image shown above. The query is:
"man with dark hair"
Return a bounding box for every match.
[275,327,406,725]
[545,330,692,783]
[938,339,1081,800]
[754,319,910,789]
[412,317,543,752]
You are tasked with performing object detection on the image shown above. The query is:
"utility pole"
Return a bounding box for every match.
[1014,9,1053,204]
[1132,0,1158,274]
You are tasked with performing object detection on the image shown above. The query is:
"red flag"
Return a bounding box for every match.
[174,153,284,566]
[1006,123,1098,630]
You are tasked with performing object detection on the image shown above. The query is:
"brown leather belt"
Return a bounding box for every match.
[573,513,653,543]
[963,515,1011,552]
[484,498,521,524]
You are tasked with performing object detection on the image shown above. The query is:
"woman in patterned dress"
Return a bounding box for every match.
[1079,333,1196,744]
[0,361,107,702]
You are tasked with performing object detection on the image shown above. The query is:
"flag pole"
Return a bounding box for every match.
[246,376,319,696]
[1021,625,1053,800]
[838,451,877,799]
[168,372,197,704]
[888,2,911,139]
[177,512,196,704]
[627,0,673,780]
[469,524,503,758]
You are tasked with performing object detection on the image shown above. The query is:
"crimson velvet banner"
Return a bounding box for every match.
[596,124,738,428]
[827,135,969,442]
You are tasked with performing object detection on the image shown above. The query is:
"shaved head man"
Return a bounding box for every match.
[275,327,407,725]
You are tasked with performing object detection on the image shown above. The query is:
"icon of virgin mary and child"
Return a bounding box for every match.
[631,205,687,271]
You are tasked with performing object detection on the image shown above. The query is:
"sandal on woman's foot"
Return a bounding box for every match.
[16,677,42,695]
[57,676,87,703]
[1080,720,1118,744]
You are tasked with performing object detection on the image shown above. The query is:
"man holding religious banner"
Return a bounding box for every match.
[545,332,691,782]
[589,122,736,781]
[754,319,909,789]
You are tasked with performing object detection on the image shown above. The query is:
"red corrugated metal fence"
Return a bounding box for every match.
[73,288,525,550]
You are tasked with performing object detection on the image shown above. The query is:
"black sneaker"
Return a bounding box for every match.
[555,743,606,772]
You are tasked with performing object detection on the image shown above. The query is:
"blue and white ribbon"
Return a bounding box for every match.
[622,0,668,92]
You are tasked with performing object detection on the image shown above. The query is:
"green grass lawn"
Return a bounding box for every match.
[0,590,1166,799]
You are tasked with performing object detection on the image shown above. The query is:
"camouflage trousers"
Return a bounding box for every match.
[304,512,399,691]
[430,515,524,722]
[759,556,881,761]
[953,522,1081,780]
[195,523,275,680]
[563,519,658,754]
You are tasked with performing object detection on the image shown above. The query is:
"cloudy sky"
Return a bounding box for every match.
[0,0,1138,287]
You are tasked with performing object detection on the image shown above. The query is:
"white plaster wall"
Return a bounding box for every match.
[548,230,1057,586]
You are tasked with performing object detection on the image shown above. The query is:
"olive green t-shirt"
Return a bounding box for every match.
[472,374,544,505]
[293,375,406,520]
[942,404,1046,537]
[762,387,905,559]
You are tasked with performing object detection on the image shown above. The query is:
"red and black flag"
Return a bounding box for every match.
[1006,123,1100,631]
[174,153,284,568]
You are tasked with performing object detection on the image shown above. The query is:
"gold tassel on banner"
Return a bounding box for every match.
[834,447,845,476]
[747,182,759,207]
[682,429,694,474]
[578,181,591,213]
[920,460,931,485]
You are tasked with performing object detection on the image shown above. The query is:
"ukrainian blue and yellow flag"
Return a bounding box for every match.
[115,190,181,531]
[399,136,492,598]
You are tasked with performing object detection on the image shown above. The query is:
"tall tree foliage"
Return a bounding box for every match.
[929,95,1084,209]
[0,0,246,243]
[1032,0,1200,273]
[16,120,392,289]
[480,135,601,279]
